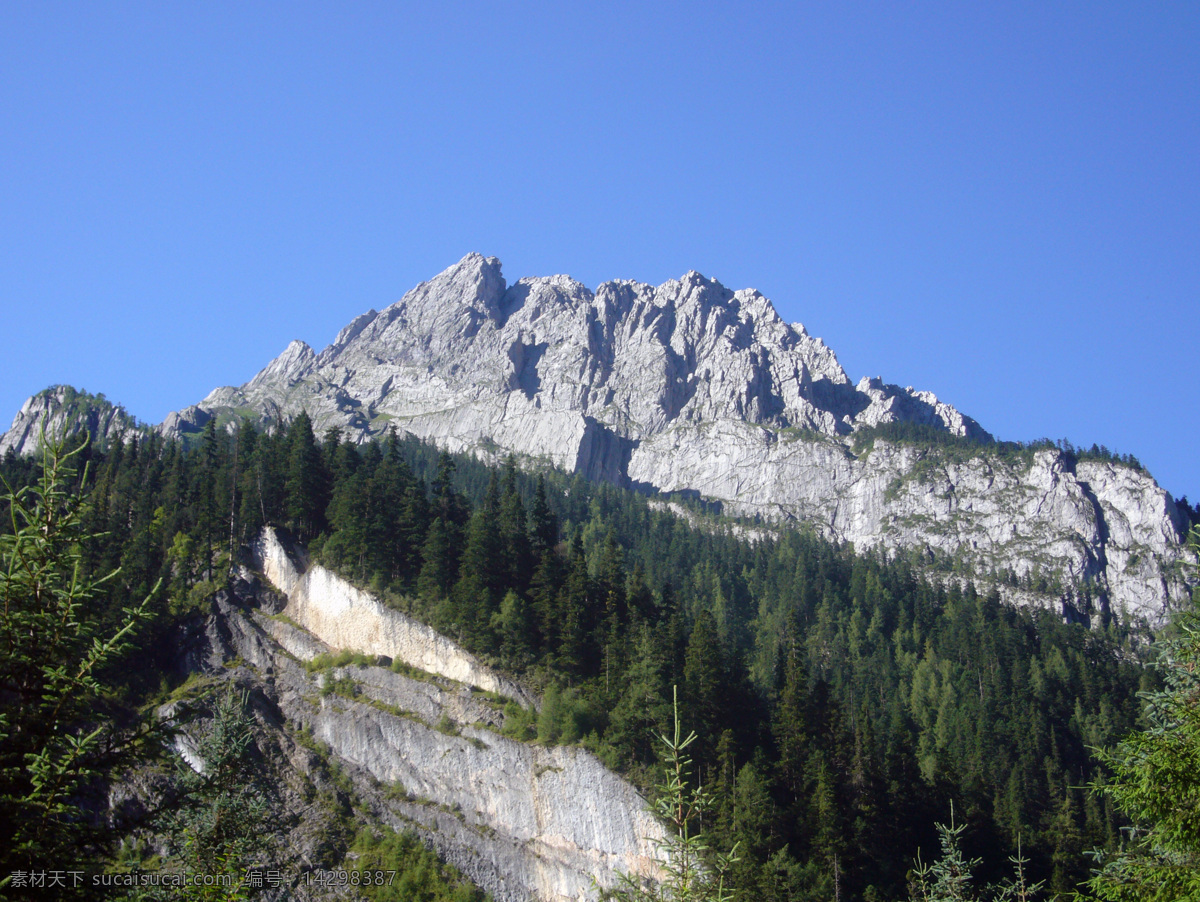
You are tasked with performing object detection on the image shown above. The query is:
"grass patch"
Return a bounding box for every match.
[305,649,385,673]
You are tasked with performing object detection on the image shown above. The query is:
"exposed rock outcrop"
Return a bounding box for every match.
[226,530,666,901]
[0,385,142,456]
[164,254,1194,622]
[5,255,1193,621]
[251,527,537,708]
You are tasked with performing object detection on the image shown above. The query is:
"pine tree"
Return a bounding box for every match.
[454,478,505,643]
[605,688,739,902]
[0,438,156,896]
[907,807,982,902]
[284,412,328,541]
[559,534,599,677]
[499,458,533,593]
[155,687,274,900]
[683,610,726,764]
[492,589,534,666]
[418,517,458,603]
[1086,526,1200,901]
[608,625,672,766]
[529,475,559,561]
[907,807,1044,902]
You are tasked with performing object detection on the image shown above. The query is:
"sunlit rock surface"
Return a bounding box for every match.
[241,528,665,901]
[0,385,141,456]
[5,254,1193,620]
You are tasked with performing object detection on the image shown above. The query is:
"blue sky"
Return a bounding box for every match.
[2,3,1197,501]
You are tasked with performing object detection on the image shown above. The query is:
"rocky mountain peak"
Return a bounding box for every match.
[4,255,1193,621]
[247,339,316,390]
[0,385,142,456]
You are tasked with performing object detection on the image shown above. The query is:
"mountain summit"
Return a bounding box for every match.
[175,252,990,462]
[5,254,1193,621]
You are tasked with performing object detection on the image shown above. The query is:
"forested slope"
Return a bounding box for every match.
[0,418,1162,899]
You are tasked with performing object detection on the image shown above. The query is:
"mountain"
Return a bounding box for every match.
[3,254,1193,621]
[0,385,143,457]
[0,381,1185,899]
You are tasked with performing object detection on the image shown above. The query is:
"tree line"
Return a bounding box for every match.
[0,416,1172,899]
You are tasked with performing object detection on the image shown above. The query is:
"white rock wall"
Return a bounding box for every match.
[226,539,668,902]
[252,527,537,708]
[298,695,664,901]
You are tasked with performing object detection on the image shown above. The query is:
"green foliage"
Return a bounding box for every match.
[1085,525,1200,901]
[345,825,489,901]
[500,700,537,741]
[151,687,274,900]
[606,688,739,902]
[851,423,1144,474]
[0,437,155,895]
[284,412,329,541]
[908,810,982,902]
[1,417,1172,899]
[304,649,383,672]
[536,682,597,745]
[907,809,1044,902]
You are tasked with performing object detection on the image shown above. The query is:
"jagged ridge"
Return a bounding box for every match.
[0,385,144,456]
[3,254,1193,620]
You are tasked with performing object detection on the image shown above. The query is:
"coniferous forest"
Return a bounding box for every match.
[0,416,1188,900]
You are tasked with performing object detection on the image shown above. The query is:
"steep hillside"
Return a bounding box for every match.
[0,422,1173,899]
[112,533,666,902]
[242,528,666,901]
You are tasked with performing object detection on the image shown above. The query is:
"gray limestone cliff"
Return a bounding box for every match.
[251,527,538,708]
[165,254,1193,622]
[0,385,143,456]
[4,255,1193,621]
[224,528,667,901]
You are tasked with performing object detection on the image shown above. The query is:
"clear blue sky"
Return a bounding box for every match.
[2,3,1197,501]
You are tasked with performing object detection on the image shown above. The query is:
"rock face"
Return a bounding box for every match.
[251,527,538,708]
[0,385,142,456]
[163,254,1191,622]
[179,255,990,461]
[233,529,665,902]
[4,255,1193,620]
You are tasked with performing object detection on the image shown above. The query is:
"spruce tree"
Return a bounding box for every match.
[1086,527,1200,901]
[529,475,558,561]
[0,438,156,895]
[284,411,328,541]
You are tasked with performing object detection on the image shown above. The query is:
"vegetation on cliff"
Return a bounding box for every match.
[1,422,1196,899]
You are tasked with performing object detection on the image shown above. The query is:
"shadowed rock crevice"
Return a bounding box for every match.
[575,419,639,486]
[508,341,548,401]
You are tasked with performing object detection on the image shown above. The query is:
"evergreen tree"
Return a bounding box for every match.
[607,625,672,767]
[0,439,156,896]
[492,589,534,666]
[1086,527,1200,901]
[606,690,739,902]
[284,412,328,541]
[559,534,599,677]
[529,475,558,561]
[454,476,505,643]
[529,548,566,656]
[153,687,274,900]
[418,517,458,604]
[683,610,727,765]
[499,457,534,593]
